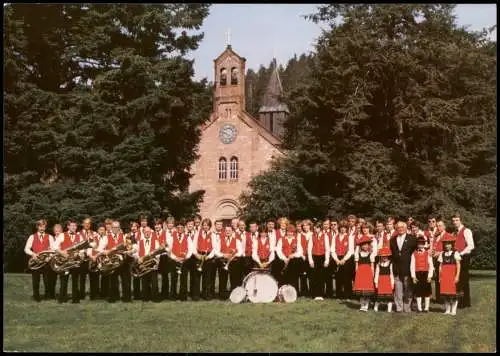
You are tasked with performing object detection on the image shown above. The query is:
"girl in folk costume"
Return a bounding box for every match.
[373,247,394,312]
[331,220,354,301]
[353,235,376,311]
[217,225,243,300]
[24,219,55,302]
[430,220,448,304]
[438,234,462,315]
[87,225,106,300]
[307,222,330,301]
[252,226,276,270]
[168,221,193,301]
[410,236,434,312]
[276,224,303,291]
[298,219,313,297]
[134,226,160,302]
[354,223,378,256]
[193,218,218,300]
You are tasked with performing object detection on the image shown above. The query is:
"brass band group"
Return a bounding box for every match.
[25,213,474,314]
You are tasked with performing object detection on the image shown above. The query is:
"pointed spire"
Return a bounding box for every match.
[258,59,289,114]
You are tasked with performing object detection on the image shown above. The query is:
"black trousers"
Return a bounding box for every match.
[281,258,301,292]
[271,258,285,286]
[298,258,310,297]
[432,257,442,304]
[192,258,216,300]
[100,274,109,299]
[210,260,219,298]
[133,276,142,300]
[458,254,471,308]
[334,256,353,299]
[89,270,100,300]
[59,269,80,303]
[218,258,242,300]
[170,260,189,300]
[121,261,132,302]
[159,255,170,300]
[79,262,89,300]
[243,256,254,280]
[325,262,336,298]
[141,271,159,301]
[45,266,57,299]
[311,255,327,298]
[31,266,51,300]
[187,256,197,300]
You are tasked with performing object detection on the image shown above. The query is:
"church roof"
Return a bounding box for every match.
[258,59,290,114]
[213,45,246,63]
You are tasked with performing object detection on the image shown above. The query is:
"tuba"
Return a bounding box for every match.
[131,246,167,278]
[96,244,128,276]
[28,250,56,271]
[50,240,91,274]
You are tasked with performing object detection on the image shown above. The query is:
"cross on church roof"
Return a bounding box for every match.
[226,28,231,47]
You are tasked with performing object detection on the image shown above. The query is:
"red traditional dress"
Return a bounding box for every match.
[439,251,462,297]
[353,251,375,296]
[376,261,393,300]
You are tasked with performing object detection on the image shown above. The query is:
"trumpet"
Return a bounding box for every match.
[196,252,208,272]
[223,249,237,271]
[173,254,186,275]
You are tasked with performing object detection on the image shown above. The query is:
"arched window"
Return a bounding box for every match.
[219,157,227,180]
[230,67,238,85]
[230,156,238,180]
[220,68,227,86]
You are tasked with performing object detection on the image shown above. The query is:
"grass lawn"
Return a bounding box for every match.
[3,271,496,352]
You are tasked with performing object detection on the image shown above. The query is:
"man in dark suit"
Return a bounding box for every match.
[390,221,417,313]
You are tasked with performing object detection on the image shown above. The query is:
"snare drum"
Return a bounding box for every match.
[229,286,246,304]
[277,284,297,303]
[243,270,278,303]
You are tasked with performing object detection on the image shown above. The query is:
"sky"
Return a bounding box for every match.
[187,4,497,81]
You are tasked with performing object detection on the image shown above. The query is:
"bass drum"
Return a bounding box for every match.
[277,284,297,303]
[243,270,278,303]
[229,286,246,304]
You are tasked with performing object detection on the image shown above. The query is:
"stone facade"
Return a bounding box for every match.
[188,45,285,222]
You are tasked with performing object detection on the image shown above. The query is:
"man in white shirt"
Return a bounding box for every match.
[275,225,303,291]
[452,214,475,309]
[331,221,355,301]
[168,222,193,300]
[266,219,277,251]
[161,216,176,300]
[24,219,55,301]
[389,221,417,312]
[211,220,225,298]
[192,218,218,300]
[133,226,160,302]
[217,225,243,299]
[185,218,198,300]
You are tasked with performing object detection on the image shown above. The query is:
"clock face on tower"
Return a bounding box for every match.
[219,124,237,144]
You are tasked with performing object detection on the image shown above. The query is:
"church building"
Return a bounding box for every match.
[188,44,289,224]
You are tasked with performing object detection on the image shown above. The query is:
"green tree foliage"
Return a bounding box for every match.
[240,4,496,269]
[4,4,213,272]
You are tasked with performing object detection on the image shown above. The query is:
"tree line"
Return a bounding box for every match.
[238,4,496,270]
